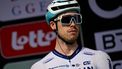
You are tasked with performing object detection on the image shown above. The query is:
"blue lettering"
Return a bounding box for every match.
[84,66,93,69]
[83,61,91,65]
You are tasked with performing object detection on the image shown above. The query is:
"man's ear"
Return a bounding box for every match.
[50,21,56,30]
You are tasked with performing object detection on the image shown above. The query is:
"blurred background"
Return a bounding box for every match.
[0,0,122,69]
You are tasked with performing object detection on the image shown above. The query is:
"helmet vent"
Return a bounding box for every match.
[51,3,79,11]
[53,0,74,3]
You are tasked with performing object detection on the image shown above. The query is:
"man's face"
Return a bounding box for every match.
[56,12,81,43]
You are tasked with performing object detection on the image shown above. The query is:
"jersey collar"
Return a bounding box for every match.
[52,45,82,60]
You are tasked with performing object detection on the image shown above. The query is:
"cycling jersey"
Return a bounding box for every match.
[31,46,113,69]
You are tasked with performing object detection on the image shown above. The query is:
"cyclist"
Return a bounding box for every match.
[31,0,113,69]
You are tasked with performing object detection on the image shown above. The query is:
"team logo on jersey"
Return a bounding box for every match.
[83,61,91,65]
[82,61,94,69]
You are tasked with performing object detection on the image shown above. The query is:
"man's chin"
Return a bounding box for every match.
[65,39,76,45]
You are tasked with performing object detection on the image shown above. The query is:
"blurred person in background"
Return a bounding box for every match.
[31,0,113,69]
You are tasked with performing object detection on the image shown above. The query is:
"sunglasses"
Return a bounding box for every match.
[54,14,82,25]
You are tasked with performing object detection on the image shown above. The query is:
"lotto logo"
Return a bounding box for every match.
[0,21,56,59]
[12,30,56,50]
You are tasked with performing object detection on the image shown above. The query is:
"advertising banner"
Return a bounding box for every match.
[94,29,122,53]
[113,60,122,69]
[0,0,52,21]
[0,20,56,59]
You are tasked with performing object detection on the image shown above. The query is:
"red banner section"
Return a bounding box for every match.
[0,20,56,59]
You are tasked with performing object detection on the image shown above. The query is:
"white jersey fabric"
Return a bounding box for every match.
[31,46,113,69]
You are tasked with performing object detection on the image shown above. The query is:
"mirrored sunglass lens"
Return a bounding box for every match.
[61,15,71,23]
[76,15,82,23]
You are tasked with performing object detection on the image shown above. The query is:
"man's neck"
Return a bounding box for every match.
[55,39,78,56]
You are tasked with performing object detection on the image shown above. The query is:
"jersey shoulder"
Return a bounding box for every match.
[82,47,111,59]
[82,47,113,68]
[31,52,54,69]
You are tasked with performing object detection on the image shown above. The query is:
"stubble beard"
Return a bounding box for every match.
[57,33,78,45]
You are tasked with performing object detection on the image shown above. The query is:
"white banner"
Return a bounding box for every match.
[113,60,122,69]
[0,0,52,21]
[94,29,122,53]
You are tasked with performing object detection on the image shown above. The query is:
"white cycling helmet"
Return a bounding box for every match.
[45,0,81,24]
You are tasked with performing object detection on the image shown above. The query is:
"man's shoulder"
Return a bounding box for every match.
[31,52,54,69]
[82,47,99,54]
[82,47,109,57]
[82,47,112,69]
